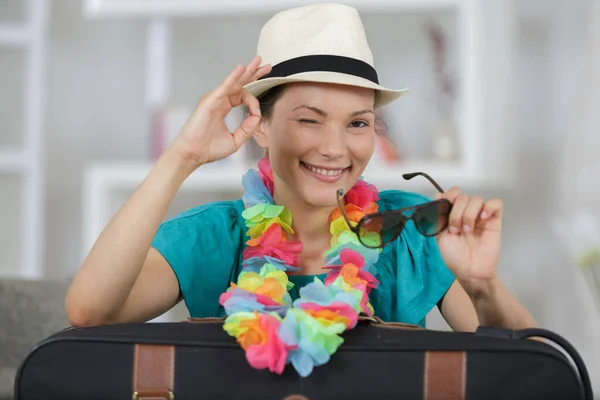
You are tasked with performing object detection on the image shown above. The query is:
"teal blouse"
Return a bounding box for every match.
[151,190,455,328]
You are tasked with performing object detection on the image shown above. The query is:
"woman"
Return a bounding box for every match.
[66,3,537,373]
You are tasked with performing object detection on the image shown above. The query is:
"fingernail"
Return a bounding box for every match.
[481,211,488,219]
[449,226,459,234]
[463,224,471,233]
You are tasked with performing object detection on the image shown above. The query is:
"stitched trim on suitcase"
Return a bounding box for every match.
[185,317,226,323]
[365,315,424,330]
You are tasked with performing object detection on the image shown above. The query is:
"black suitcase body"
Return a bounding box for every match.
[14,318,593,400]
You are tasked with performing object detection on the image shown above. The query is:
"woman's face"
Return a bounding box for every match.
[256,82,376,208]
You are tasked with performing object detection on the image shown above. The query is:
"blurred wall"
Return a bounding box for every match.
[6,0,599,391]
[45,1,148,277]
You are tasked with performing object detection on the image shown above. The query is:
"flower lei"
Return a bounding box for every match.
[219,157,382,377]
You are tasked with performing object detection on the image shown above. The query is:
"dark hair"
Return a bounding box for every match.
[257,84,287,120]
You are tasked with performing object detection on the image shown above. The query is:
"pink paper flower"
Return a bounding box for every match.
[243,224,303,267]
[242,313,293,374]
[258,157,275,195]
[353,283,374,316]
[340,247,364,268]
[344,179,379,210]
[324,248,380,292]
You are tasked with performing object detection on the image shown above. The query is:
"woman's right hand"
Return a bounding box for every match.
[170,55,272,168]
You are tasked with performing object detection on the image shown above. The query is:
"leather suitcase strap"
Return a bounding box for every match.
[424,351,467,400]
[133,344,175,400]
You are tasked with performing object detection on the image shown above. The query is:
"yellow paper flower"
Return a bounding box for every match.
[330,215,353,237]
[237,269,291,304]
[303,308,351,328]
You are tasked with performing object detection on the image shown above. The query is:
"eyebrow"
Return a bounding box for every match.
[292,105,374,117]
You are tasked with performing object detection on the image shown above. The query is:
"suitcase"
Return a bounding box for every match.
[14,317,593,400]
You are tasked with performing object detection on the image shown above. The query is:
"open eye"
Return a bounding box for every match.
[350,120,369,128]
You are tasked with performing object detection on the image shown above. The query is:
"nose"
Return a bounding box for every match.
[317,125,347,160]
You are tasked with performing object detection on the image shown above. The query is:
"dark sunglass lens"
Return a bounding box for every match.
[358,215,383,247]
[359,213,405,247]
[414,201,450,236]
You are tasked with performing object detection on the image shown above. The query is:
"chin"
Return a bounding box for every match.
[301,191,339,208]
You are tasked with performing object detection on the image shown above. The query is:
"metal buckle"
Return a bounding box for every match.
[132,390,175,400]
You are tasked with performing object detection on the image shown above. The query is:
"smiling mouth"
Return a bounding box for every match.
[300,161,351,179]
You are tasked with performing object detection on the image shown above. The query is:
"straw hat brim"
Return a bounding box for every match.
[244,71,408,109]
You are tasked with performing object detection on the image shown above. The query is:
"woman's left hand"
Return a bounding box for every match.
[434,188,504,297]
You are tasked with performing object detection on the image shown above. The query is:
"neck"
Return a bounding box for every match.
[291,203,334,243]
[272,188,334,244]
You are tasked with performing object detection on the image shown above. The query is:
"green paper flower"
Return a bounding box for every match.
[242,204,294,238]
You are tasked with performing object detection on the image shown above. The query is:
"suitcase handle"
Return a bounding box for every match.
[476,326,593,400]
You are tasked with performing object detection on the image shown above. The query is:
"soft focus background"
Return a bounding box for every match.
[1,0,600,397]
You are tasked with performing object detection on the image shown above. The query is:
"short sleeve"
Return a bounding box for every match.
[151,200,246,318]
[371,190,455,327]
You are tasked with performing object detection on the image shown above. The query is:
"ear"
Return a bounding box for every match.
[253,119,270,149]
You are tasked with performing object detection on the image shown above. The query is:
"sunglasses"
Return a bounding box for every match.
[336,172,452,249]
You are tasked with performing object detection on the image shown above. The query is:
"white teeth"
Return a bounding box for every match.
[305,163,344,176]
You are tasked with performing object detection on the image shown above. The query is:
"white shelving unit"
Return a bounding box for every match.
[0,0,48,279]
[0,148,28,173]
[0,24,29,47]
[80,0,517,264]
[83,0,462,17]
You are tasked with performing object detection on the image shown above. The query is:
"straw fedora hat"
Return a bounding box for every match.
[244,2,408,109]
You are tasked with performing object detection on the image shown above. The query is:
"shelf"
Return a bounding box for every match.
[83,0,462,18]
[0,148,28,173]
[0,24,29,48]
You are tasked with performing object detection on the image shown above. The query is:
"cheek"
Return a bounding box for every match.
[349,134,376,162]
[266,125,302,175]
[269,124,315,155]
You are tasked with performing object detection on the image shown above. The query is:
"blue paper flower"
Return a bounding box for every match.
[277,308,346,377]
[242,256,300,274]
[220,288,291,317]
[292,277,358,309]
[324,241,379,276]
[242,169,274,207]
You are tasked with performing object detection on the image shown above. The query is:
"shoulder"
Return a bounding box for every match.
[376,189,432,212]
[162,199,245,227]
[152,198,246,258]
